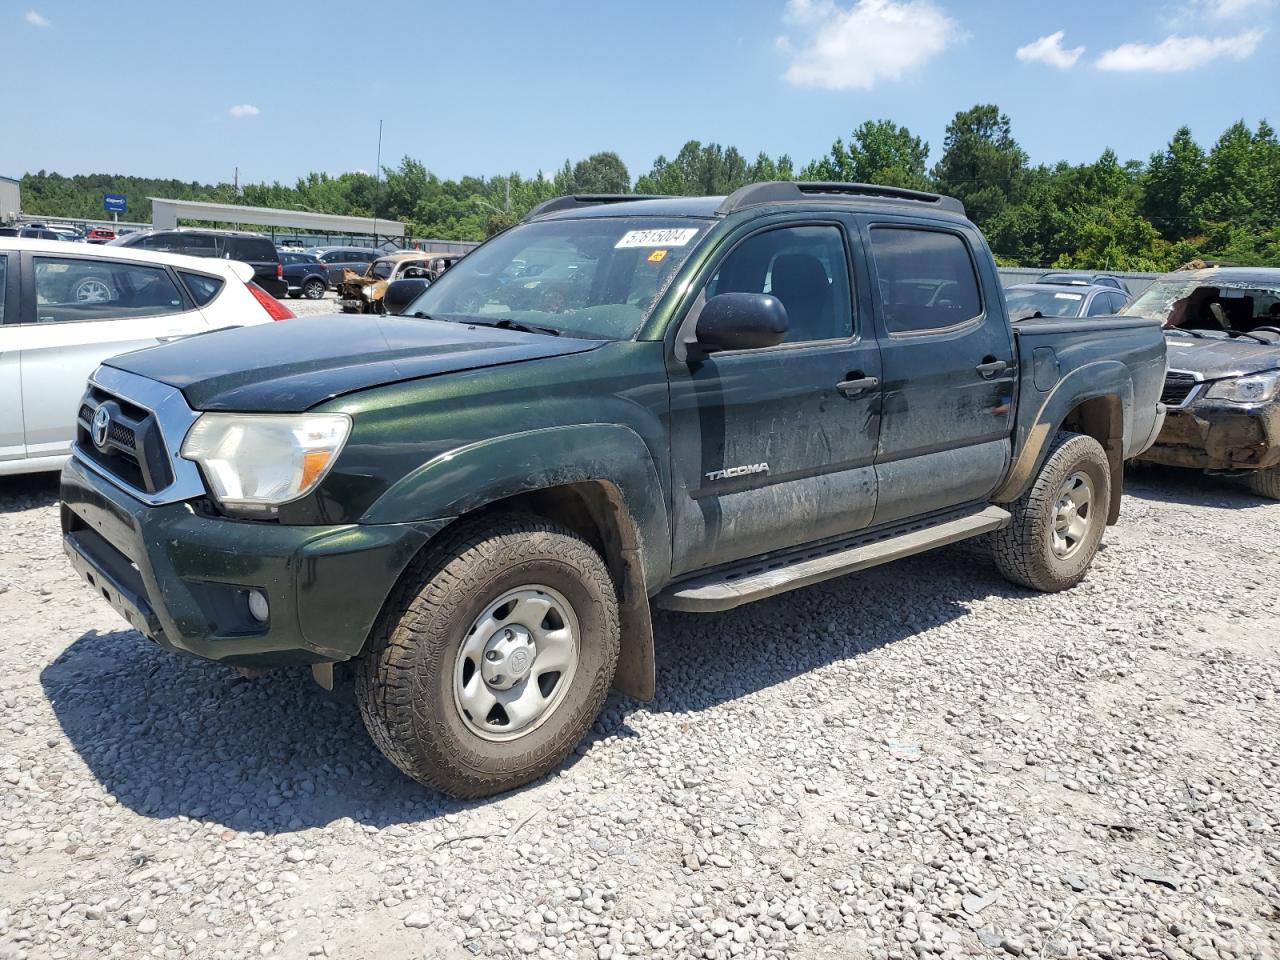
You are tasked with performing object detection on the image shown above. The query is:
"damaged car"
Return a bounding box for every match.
[338,252,461,314]
[1128,266,1280,498]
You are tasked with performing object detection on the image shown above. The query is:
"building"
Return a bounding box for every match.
[0,176,20,224]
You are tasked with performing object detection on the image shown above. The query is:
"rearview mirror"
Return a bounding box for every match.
[692,292,789,355]
[382,278,430,316]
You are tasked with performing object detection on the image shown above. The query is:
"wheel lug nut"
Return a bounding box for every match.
[485,651,500,661]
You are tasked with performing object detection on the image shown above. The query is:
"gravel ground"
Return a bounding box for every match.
[286,292,346,319]
[0,466,1277,960]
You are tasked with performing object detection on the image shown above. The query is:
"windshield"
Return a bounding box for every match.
[370,260,396,280]
[1129,278,1280,334]
[1006,287,1086,320]
[404,217,711,340]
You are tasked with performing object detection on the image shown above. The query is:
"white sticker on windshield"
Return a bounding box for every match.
[1054,293,1084,301]
[615,228,699,249]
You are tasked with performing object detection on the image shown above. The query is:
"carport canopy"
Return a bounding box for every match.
[149,198,405,239]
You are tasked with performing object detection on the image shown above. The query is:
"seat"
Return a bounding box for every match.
[769,254,834,342]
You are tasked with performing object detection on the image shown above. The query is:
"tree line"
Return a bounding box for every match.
[18,104,1280,270]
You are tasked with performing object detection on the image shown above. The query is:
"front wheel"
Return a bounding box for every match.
[994,432,1111,592]
[356,513,620,798]
[1248,466,1280,500]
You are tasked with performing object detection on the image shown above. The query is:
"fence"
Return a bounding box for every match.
[997,268,1161,299]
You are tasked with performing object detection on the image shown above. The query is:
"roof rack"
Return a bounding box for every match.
[523,194,676,222]
[715,181,965,217]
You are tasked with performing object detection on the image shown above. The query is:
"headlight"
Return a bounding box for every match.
[1204,370,1280,404]
[181,413,351,514]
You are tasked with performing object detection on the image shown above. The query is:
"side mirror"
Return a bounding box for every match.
[382,278,430,316]
[692,292,789,355]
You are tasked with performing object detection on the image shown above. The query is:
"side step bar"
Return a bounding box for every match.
[656,505,1011,613]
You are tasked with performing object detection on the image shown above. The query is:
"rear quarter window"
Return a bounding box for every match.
[228,238,279,262]
[179,272,225,307]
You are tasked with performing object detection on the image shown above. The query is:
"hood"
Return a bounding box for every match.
[1165,334,1280,380]
[105,313,602,412]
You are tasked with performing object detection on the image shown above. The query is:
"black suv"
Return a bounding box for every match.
[112,229,288,298]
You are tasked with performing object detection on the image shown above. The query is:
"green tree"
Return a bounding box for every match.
[802,119,930,190]
[1141,127,1208,240]
[570,152,630,194]
[931,105,1028,226]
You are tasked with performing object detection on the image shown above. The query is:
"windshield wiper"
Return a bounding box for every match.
[1167,327,1208,339]
[466,318,561,337]
[1228,330,1271,345]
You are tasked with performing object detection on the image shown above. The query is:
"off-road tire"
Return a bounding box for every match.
[1248,466,1280,500]
[994,431,1110,592]
[356,513,620,798]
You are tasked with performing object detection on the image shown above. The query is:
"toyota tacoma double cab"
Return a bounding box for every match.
[59,182,1167,798]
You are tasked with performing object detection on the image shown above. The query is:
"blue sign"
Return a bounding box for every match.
[103,194,127,214]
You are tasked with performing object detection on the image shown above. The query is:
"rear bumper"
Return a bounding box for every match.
[60,456,450,668]
[1138,398,1280,471]
[257,277,289,299]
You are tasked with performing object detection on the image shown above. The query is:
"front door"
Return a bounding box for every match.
[0,253,23,464]
[862,222,1017,525]
[667,222,883,576]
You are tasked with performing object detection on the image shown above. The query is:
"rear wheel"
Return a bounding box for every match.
[1248,466,1280,500]
[356,513,620,798]
[994,432,1110,592]
[303,278,326,300]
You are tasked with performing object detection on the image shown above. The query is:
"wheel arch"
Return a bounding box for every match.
[995,361,1133,524]
[360,424,672,700]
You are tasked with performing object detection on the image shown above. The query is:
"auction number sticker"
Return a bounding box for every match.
[1054,293,1084,300]
[616,228,699,249]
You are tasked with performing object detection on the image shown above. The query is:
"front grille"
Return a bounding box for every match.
[75,387,174,494]
[1161,371,1199,407]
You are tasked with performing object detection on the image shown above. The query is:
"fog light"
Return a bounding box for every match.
[247,589,270,623]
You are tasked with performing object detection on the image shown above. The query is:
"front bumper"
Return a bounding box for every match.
[60,456,450,668]
[1138,397,1280,471]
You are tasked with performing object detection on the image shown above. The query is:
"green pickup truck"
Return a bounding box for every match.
[60,183,1167,797]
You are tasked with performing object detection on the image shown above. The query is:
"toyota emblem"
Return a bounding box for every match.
[92,406,111,450]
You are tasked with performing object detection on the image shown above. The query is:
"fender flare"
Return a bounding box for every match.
[994,360,1133,521]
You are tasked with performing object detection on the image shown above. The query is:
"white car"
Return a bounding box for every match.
[0,238,294,476]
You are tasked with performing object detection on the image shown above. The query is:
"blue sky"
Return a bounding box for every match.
[4,0,1277,186]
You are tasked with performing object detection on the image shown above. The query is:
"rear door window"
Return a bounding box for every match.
[33,257,186,323]
[869,227,984,334]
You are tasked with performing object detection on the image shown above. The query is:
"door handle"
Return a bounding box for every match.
[836,374,879,397]
[976,358,1009,378]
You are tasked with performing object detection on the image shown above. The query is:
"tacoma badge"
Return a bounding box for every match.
[705,462,770,482]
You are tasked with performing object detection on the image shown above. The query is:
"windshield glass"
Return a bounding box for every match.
[370,260,396,280]
[1129,278,1280,334]
[1006,287,1085,320]
[404,217,711,340]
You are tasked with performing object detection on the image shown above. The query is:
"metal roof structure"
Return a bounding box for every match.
[149,197,405,237]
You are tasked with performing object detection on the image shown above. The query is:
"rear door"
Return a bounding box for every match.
[0,253,23,463]
[16,252,205,460]
[861,220,1017,525]
[667,220,883,575]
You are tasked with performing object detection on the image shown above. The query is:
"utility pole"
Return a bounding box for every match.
[373,119,383,247]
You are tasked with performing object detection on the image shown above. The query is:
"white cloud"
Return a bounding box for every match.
[1096,28,1265,71]
[228,103,261,118]
[1016,31,1085,69]
[1199,0,1271,18]
[779,0,960,91]
[25,10,51,27]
